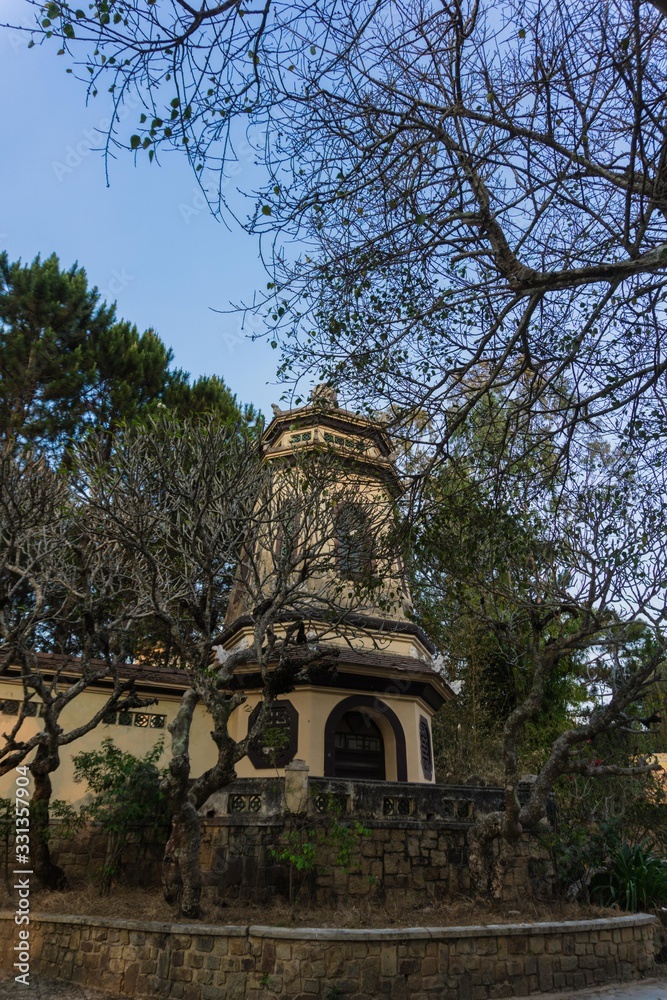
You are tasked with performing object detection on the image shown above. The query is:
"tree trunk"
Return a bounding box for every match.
[162,799,202,918]
[30,749,66,890]
[160,688,202,917]
[468,810,551,904]
[100,830,126,896]
[468,813,503,899]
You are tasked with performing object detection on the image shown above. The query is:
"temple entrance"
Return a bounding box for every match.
[333,711,386,780]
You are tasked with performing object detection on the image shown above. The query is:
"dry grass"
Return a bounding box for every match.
[0,881,619,929]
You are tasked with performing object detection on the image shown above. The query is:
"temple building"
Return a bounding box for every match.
[221,390,452,784]
[0,391,452,803]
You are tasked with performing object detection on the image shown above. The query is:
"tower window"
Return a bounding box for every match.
[420,716,433,780]
[335,502,373,581]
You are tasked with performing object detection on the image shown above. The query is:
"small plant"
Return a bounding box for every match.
[589,841,667,911]
[258,722,290,768]
[270,797,371,907]
[72,737,169,895]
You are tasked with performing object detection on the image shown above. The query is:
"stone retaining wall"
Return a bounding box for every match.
[0,911,657,999]
[199,818,553,906]
[48,822,166,887]
[47,777,553,906]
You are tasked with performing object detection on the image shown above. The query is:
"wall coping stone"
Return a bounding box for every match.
[0,910,656,941]
[0,911,248,937]
[248,915,657,941]
[202,816,475,830]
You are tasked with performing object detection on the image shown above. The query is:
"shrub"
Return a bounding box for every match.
[589,842,667,912]
[72,737,169,894]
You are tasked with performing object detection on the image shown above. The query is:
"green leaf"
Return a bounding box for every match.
[170,97,180,108]
[415,213,426,225]
[518,28,526,38]
[261,205,272,216]
[130,135,141,150]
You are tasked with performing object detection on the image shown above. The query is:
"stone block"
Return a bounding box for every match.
[381,947,397,977]
[537,956,553,990]
[192,966,214,985]
[195,935,215,952]
[421,956,438,976]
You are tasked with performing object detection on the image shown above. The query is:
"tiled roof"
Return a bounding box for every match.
[3,643,451,697]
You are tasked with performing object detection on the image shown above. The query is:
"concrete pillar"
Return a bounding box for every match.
[284,759,309,814]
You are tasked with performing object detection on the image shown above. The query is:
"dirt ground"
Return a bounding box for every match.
[0,882,621,928]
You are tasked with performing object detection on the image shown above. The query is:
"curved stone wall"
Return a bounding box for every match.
[0,911,657,998]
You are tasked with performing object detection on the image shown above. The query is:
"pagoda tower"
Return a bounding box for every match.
[221,389,452,784]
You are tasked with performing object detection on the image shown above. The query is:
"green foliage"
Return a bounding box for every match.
[256,723,291,768]
[72,737,169,893]
[431,699,505,785]
[46,799,87,842]
[589,843,667,911]
[414,393,589,781]
[0,251,252,460]
[544,765,667,901]
[270,804,371,906]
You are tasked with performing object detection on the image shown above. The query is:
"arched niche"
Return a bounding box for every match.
[323,695,408,782]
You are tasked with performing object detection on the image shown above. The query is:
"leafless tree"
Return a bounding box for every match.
[0,448,154,888]
[7,0,667,485]
[415,440,667,895]
[80,414,400,918]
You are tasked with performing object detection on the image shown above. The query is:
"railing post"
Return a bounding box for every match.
[284,759,309,814]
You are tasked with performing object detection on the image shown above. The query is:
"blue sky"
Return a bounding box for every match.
[0,2,283,417]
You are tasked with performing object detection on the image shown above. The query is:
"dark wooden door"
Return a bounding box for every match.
[333,711,385,780]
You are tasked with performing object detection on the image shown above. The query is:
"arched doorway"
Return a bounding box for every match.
[323,695,408,781]
[333,711,385,780]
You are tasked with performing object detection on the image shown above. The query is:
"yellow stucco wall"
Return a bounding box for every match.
[228,685,436,784]
[222,622,433,664]
[0,674,437,804]
[0,681,217,806]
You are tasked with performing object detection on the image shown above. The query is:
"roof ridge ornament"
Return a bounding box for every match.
[309,384,338,408]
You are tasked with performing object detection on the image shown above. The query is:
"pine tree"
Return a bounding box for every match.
[0,251,249,457]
